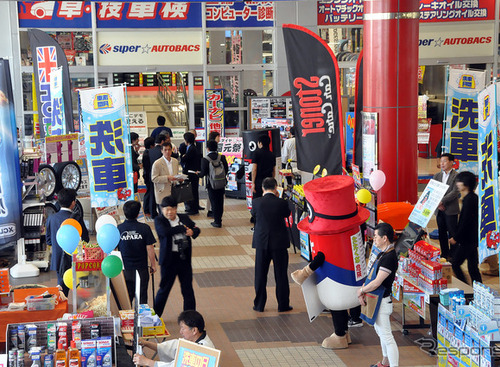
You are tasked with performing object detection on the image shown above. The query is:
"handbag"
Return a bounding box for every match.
[171,181,193,203]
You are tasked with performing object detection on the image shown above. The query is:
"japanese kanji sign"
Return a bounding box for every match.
[477,83,500,263]
[206,1,274,27]
[49,67,65,136]
[79,86,134,207]
[443,68,486,174]
[218,137,243,191]
[317,0,495,26]
[205,89,225,138]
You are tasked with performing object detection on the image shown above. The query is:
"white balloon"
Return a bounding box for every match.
[95,214,117,232]
[369,170,386,191]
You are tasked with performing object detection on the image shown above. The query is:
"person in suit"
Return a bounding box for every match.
[130,132,141,194]
[432,153,460,260]
[151,142,182,214]
[146,134,168,218]
[154,196,201,317]
[199,139,228,228]
[449,171,482,284]
[46,188,89,296]
[180,132,202,215]
[141,137,155,217]
[251,177,292,312]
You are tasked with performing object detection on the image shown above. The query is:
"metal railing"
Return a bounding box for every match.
[157,73,189,127]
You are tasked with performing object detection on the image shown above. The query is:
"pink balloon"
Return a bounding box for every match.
[369,170,386,191]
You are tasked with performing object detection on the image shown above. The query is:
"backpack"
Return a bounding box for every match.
[207,154,226,190]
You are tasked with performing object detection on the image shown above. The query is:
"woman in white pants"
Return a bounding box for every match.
[357,223,399,367]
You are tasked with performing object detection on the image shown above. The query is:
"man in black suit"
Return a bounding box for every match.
[46,188,89,296]
[251,177,292,312]
[141,137,155,217]
[147,134,167,218]
[180,132,202,214]
[154,196,200,317]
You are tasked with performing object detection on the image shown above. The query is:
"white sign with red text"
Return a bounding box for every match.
[419,23,494,60]
[97,31,203,66]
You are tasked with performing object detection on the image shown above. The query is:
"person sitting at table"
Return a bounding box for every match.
[133,310,214,367]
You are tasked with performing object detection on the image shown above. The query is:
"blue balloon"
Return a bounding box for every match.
[97,223,120,254]
[56,225,80,255]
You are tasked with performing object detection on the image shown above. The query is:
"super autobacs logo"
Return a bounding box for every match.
[419,36,492,47]
[99,43,201,55]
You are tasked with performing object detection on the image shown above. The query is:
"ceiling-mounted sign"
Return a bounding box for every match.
[206,1,274,28]
[419,23,494,60]
[97,31,203,66]
[317,0,494,26]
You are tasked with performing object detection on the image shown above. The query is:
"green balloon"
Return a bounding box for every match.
[101,255,123,278]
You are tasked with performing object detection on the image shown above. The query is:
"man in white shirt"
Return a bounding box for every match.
[133,311,214,367]
[432,153,460,261]
[281,127,297,169]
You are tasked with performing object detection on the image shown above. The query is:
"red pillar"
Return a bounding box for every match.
[363,0,419,204]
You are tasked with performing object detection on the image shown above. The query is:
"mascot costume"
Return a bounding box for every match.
[292,175,369,349]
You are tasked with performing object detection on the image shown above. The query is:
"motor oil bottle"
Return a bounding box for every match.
[55,343,67,367]
[68,341,81,367]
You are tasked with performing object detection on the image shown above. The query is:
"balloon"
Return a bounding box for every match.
[356,189,372,204]
[101,255,123,278]
[56,225,80,255]
[95,215,117,233]
[62,218,82,237]
[369,170,386,191]
[97,223,120,254]
[63,269,74,289]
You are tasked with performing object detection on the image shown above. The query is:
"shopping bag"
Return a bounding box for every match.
[171,181,193,203]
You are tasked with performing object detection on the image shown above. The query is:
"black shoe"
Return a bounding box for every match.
[210,222,222,228]
[253,306,264,312]
[198,206,205,210]
[207,211,213,218]
[278,306,293,312]
[184,211,199,215]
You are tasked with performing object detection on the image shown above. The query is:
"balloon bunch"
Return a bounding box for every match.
[95,215,123,278]
[56,219,82,256]
[355,170,386,204]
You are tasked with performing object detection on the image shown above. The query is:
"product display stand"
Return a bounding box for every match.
[10,238,40,278]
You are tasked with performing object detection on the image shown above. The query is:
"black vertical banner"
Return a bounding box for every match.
[353,50,363,169]
[28,29,73,138]
[282,24,345,175]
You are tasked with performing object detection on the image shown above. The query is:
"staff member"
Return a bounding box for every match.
[151,142,182,214]
[357,223,398,367]
[154,196,200,317]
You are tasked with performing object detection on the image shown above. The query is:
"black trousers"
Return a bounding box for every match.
[330,305,362,336]
[154,252,196,317]
[185,173,200,212]
[207,187,225,225]
[143,179,153,215]
[123,267,149,306]
[452,244,482,285]
[254,247,290,311]
[436,211,458,259]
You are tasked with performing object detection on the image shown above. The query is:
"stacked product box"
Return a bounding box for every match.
[0,268,9,293]
[417,260,447,294]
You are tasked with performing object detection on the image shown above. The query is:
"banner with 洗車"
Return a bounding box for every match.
[443,68,486,175]
[79,86,134,207]
[477,83,500,262]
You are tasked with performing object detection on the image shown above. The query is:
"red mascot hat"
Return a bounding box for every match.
[298,175,370,235]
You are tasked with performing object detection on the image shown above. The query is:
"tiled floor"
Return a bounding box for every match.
[8,158,500,367]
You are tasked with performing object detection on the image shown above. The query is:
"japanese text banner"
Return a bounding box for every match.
[477,83,500,263]
[49,67,65,136]
[205,89,225,138]
[443,68,486,175]
[79,86,134,207]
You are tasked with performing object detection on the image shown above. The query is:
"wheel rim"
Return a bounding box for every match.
[62,164,80,190]
[39,167,56,196]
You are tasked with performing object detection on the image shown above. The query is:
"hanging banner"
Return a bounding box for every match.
[206,1,274,27]
[477,84,500,262]
[443,68,486,175]
[353,50,363,169]
[0,59,23,247]
[283,24,345,175]
[205,89,225,138]
[28,29,74,138]
[49,67,65,136]
[79,86,134,207]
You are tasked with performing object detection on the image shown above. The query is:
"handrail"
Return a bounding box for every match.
[157,73,188,127]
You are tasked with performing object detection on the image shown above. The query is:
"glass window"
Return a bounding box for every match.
[19,30,94,66]
[206,29,273,65]
[318,27,362,58]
